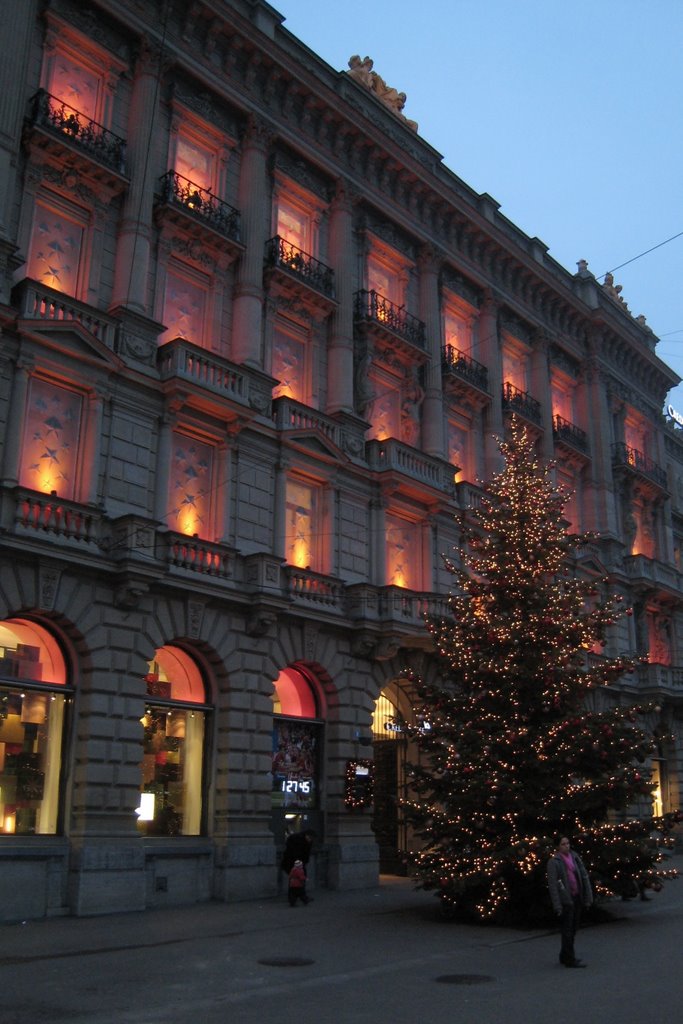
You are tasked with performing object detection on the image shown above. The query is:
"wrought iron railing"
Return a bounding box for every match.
[442,344,488,392]
[612,442,667,489]
[158,170,241,241]
[553,414,589,452]
[502,381,542,425]
[28,89,126,173]
[264,236,335,297]
[354,290,426,349]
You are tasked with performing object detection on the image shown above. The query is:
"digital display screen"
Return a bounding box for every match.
[271,719,319,809]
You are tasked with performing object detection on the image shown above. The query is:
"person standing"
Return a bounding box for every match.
[280,828,315,876]
[288,860,310,906]
[547,835,593,968]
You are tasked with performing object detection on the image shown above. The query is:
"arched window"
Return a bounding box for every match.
[271,667,323,841]
[138,646,209,837]
[0,619,69,835]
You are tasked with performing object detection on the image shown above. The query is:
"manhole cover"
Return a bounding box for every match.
[435,974,494,985]
[258,957,315,967]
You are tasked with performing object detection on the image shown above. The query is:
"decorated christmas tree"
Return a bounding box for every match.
[404,418,678,923]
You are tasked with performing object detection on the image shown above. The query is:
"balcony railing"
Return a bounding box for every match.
[158,170,241,241]
[553,414,589,453]
[354,290,426,349]
[502,381,542,425]
[442,345,489,393]
[612,442,667,489]
[161,531,235,579]
[158,338,249,406]
[28,89,126,174]
[13,279,117,348]
[366,438,456,495]
[6,487,104,548]
[264,236,335,298]
[285,567,345,611]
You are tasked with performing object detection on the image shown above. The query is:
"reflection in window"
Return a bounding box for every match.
[168,432,214,537]
[28,203,84,296]
[0,620,68,836]
[20,378,82,499]
[139,647,208,837]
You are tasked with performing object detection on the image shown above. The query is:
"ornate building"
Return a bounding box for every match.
[0,0,681,920]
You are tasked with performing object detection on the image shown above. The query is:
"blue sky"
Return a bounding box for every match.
[275,0,683,410]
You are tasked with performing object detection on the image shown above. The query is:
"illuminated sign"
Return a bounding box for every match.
[668,405,683,427]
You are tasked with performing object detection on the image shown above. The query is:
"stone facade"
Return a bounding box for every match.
[0,0,682,921]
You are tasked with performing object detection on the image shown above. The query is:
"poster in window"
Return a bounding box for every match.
[271,719,319,810]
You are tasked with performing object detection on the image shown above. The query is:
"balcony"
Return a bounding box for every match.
[157,171,241,243]
[366,438,456,497]
[635,663,683,700]
[157,337,270,421]
[0,486,105,559]
[622,554,680,594]
[13,278,117,350]
[159,531,236,580]
[25,89,127,186]
[284,566,345,613]
[502,381,542,426]
[265,236,334,297]
[612,443,668,492]
[553,414,589,455]
[442,345,489,408]
[354,290,427,362]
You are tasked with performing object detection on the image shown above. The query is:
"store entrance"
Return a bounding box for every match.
[371,681,415,875]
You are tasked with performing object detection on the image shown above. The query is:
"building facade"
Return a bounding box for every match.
[0,0,682,921]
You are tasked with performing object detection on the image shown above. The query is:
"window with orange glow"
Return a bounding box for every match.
[276,196,311,253]
[285,479,319,570]
[139,646,209,837]
[28,202,84,297]
[367,254,402,306]
[47,50,100,121]
[443,308,471,354]
[551,379,574,424]
[502,343,528,393]
[366,373,400,441]
[386,515,417,589]
[624,418,648,455]
[0,619,69,836]
[631,500,656,559]
[272,323,306,401]
[20,377,83,499]
[162,265,208,346]
[447,420,468,481]
[168,432,214,538]
[173,133,216,192]
[557,466,579,532]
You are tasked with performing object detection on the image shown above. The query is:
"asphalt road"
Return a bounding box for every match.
[1,862,681,1024]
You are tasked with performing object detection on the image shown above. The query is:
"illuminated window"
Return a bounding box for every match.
[162,264,208,346]
[167,432,215,538]
[27,201,85,297]
[20,377,83,499]
[139,646,209,837]
[276,195,312,253]
[624,417,649,456]
[271,668,323,823]
[386,515,417,589]
[47,50,100,121]
[173,133,216,192]
[272,322,306,401]
[0,619,69,836]
[502,341,529,394]
[366,369,400,441]
[443,307,472,355]
[285,479,320,571]
[551,378,575,424]
[557,465,579,532]
[447,420,469,482]
[367,253,403,306]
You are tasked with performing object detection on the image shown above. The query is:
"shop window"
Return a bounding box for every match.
[271,668,323,839]
[386,515,418,589]
[285,479,321,571]
[168,432,215,538]
[0,619,69,836]
[27,199,86,298]
[20,377,84,500]
[161,263,209,347]
[139,646,209,837]
[272,322,307,402]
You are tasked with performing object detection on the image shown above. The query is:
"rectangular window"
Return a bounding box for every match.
[386,514,417,589]
[47,50,101,121]
[367,376,401,442]
[551,379,575,424]
[447,420,469,482]
[443,308,471,355]
[28,202,85,297]
[502,344,528,393]
[285,479,319,571]
[173,132,216,193]
[140,706,205,836]
[367,254,402,306]
[162,265,209,347]
[168,432,215,538]
[272,323,306,402]
[276,196,311,254]
[20,377,83,500]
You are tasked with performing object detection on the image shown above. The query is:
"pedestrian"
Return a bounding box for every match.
[280,828,315,876]
[288,859,310,906]
[547,835,593,968]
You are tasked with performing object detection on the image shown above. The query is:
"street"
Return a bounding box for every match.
[1,862,681,1024]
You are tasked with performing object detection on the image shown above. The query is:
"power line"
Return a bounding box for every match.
[600,230,683,280]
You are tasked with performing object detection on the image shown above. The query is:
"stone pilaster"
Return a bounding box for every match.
[326,180,355,414]
[418,245,445,458]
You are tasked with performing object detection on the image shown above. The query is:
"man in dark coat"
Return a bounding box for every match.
[280,829,315,876]
[547,835,593,968]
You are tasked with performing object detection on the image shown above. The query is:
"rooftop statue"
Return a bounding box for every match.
[347,55,418,132]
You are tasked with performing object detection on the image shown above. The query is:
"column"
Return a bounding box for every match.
[110,42,160,312]
[418,246,445,458]
[216,440,233,543]
[1,361,31,485]
[272,457,288,560]
[154,411,175,524]
[80,389,106,505]
[326,180,355,414]
[478,292,503,475]
[231,116,271,367]
[370,497,387,586]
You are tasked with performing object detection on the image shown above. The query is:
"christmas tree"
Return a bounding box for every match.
[404,418,678,923]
